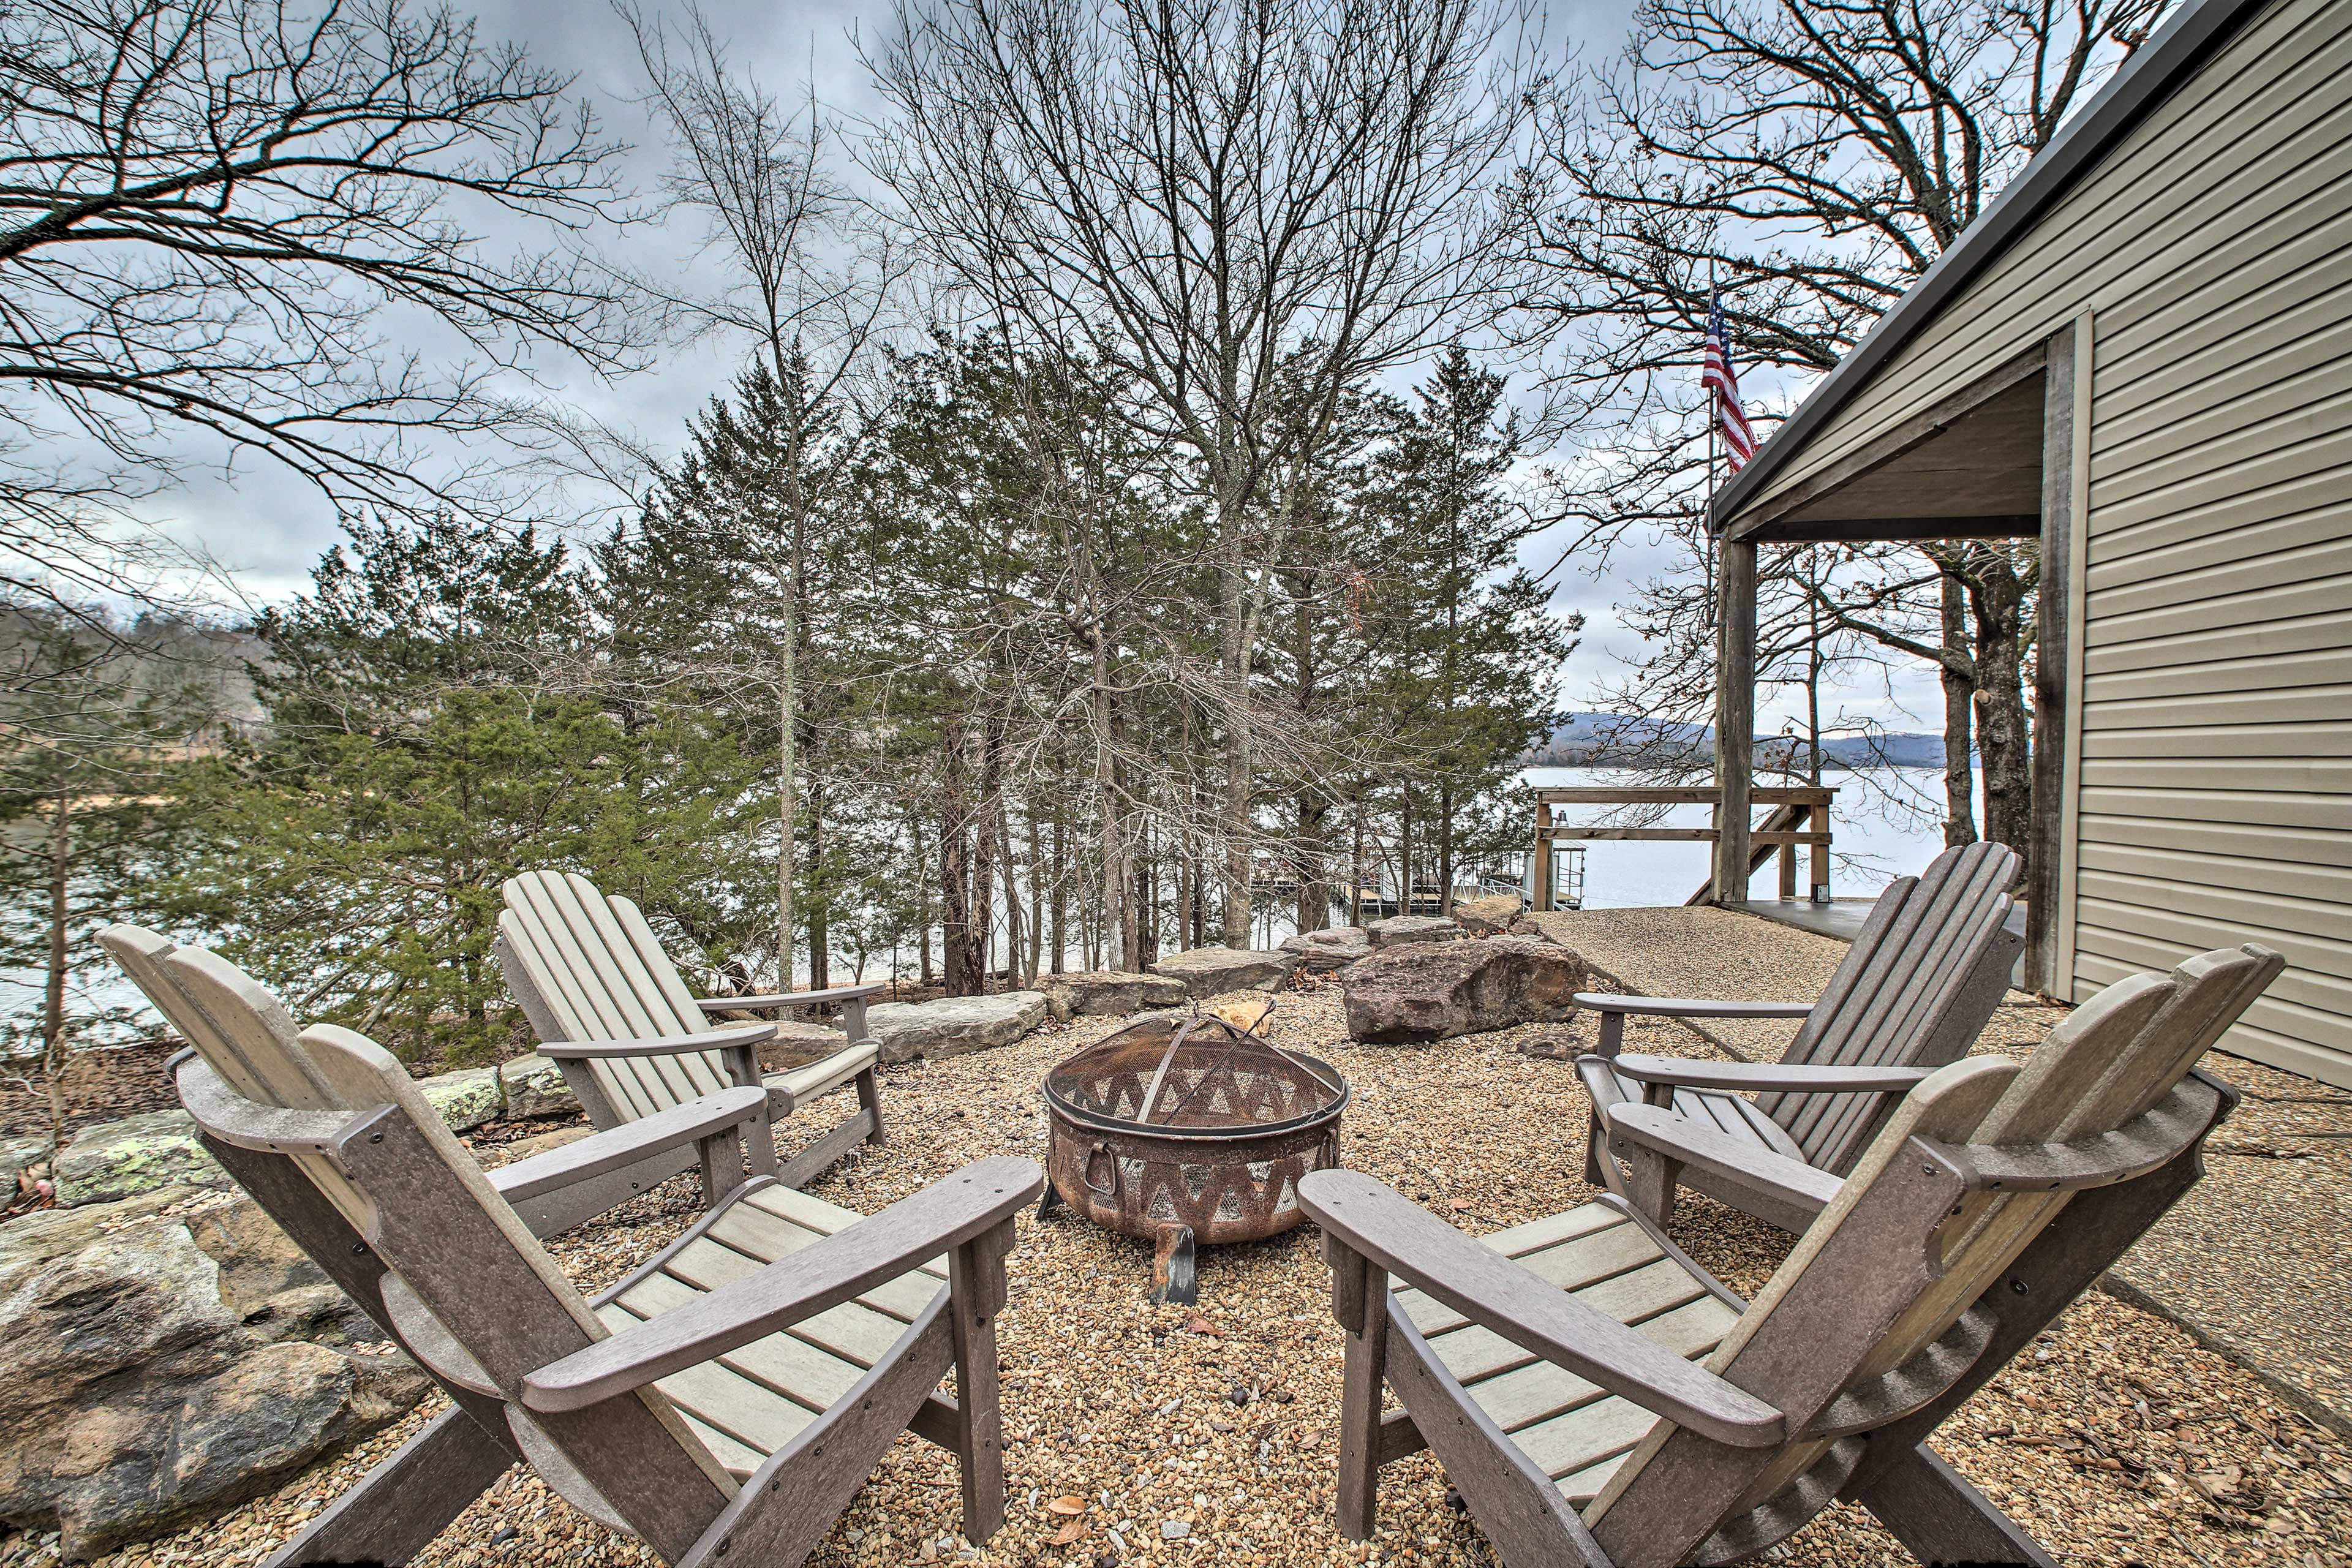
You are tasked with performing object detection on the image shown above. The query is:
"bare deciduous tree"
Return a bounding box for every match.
[865,0,1534,945]
[1520,0,2168,864]
[0,0,654,643]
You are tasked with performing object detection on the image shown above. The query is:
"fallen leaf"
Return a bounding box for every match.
[1049,1520,1085,1546]
[1047,1495,1088,1516]
[1186,1315,1220,1336]
[1448,1197,1473,1211]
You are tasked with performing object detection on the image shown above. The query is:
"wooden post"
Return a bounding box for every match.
[1779,836,1798,899]
[1811,802,1831,903]
[1531,801,1553,912]
[1326,1236,1390,1540]
[2026,326,2078,995]
[1712,538,1758,904]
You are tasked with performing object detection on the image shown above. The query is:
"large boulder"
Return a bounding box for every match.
[1148,946,1299,997]
[1284,927,1371,974]
[0,1188,426,1558]
[497,1054,581,1120]
[862,992,1049,1064]
[1038,970,1192,1023]
[51,1112,227,1207]
[1452,893,1525,936]
[413,1067,501,1133]
[1366,914,1462,948]
[1341,935,1588,1044]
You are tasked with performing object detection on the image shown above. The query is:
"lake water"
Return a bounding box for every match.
[1520,764,1975,908]
[5,763,1977,1042]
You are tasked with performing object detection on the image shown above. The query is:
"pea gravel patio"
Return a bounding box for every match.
[4,946,2347,1568]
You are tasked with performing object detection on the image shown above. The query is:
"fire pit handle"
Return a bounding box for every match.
[1082,1141,1120,1200]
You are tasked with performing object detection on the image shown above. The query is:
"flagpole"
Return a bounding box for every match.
[1706,261,1718,509]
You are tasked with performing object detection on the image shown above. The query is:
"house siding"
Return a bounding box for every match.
[1744,0,2352,1085]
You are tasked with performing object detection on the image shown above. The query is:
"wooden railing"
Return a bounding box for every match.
[1531,785,1834,910]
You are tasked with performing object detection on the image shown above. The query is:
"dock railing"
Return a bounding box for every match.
[1531,785,1834,910]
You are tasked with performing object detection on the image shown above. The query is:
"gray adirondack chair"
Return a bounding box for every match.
[496,871,888,1218]
[104,925,1039,1568]
[1304,941,2278,1568]
[1578,841,2022,1231]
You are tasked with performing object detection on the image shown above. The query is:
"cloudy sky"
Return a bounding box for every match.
[145,0,1943,737]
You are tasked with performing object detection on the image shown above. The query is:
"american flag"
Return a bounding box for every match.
[1703,290,1757,472]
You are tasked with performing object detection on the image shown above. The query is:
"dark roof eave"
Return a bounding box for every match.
[1707,0,2272,536]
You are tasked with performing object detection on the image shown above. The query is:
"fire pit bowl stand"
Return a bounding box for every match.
[1040,1010,1350,1306]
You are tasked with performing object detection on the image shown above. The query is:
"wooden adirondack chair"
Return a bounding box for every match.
[1305,942,2279,1568]
[496,871,888,1214]
[102,925,1039,1568]
[1577,841,2022,1231]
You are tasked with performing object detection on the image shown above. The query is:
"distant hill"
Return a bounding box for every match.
[1522,711,1950,770]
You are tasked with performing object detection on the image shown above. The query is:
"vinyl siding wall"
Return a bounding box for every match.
[1744,0,2352,1085]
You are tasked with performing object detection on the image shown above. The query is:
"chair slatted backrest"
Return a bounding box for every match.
[498,871,732,1123]
[1586,943,2280,1567]
[97,925,373,1231]
[145,937,736,1551]
[1757,840,2022,1175]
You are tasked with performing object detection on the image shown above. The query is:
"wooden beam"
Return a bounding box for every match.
[1532,786,1834,805]
[1532,800,1554,911]
[1721,343,2048,542]
[2030,317,2089,996]
[1542,827,1830,846]
[1741,514,2041,543]
[1713,540,1758,903]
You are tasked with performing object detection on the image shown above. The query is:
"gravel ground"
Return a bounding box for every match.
[4,971,2347,1568]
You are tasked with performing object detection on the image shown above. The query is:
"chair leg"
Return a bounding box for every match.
[948,1221,1013,1545]
[856,1065,886,1145]
[1616,1142,1679,1229]
[1328,1242,1392,1542]
[263,1407,514,1567]
[1850,1444,2059,1568]
[1582,1109,1609,1188]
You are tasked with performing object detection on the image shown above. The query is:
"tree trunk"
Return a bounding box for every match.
[1438,782,1456,916]
[1939,570,1980,848]
[1295,791,1329,934]
[42,788,72,1152]
[1349,793,1366,927]
[1968,552,2033,883]
[974,724,1003,989]
[807,784,829,992]
[1050,807,1066,974]
[941,720,981,996]
[1398,789,1413,916]
[913,812,934,986]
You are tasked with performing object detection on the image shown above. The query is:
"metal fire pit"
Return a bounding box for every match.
[1040,1009,1349,1305]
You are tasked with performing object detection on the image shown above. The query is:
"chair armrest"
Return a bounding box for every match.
[536,1022,775,1060]
[488,1087,770,1204]
[521,1156,1044,1412]
[1298,1170,1784,1447]
[1608,1054,1931,1094]
[697,984,886,1014]
[1606,1105,1844,1220]
[1574,991,1818,1020]
[1575,1054,1630,1113]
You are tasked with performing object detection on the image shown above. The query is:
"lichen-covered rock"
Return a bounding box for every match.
[1148,946,1299,997]
[0,1189,424,1558]
[51,1112,226,1207]
[1452,893,1525,936]
[863,992,1049,1064]
[1341,934,1588,1044]
[414,1067,502,1133]
[1038,970,1192,1022]
[2,1134,49,1175]
[497,1055,581,1120]
[1366,914,1462,948]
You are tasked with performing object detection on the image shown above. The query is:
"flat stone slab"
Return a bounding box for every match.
[1039,970,1191,1022]
[1341,935,1587,1044]
[863,992,1049,1064]
[766,1019,854,1071]
[1453,893,1524,935]
[52,1111,228,1207]
[1367,915,1462,948]
[1148,946,1299,997]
